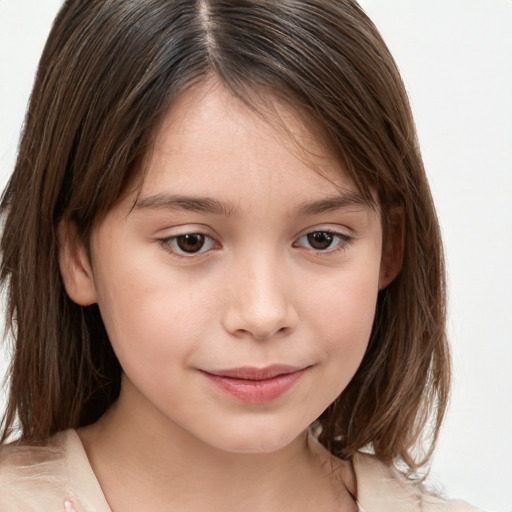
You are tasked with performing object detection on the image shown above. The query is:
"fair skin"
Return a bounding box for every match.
[59,80,398,512]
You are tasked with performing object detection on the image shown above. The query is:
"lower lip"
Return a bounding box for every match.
[202,369,307,404]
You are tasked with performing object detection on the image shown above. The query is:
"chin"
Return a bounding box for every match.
[203,423,307,455]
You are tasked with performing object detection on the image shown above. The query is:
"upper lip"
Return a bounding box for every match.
[203,365,306,380]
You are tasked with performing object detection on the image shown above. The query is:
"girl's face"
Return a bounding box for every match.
[62,81,391,454]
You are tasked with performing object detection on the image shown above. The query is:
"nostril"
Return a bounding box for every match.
[221,273,299,339]
[235,321,296,342]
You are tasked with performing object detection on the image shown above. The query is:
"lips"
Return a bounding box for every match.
[201,365,308,404]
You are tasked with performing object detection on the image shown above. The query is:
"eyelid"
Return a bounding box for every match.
[293,226,353,254]
[155,225,221,259]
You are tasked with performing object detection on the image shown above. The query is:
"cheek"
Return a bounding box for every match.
[303,260,380,381]
[306,259,379,333]
[91,252,224,384]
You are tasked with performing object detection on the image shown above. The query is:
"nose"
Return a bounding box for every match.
[222,253,299,341]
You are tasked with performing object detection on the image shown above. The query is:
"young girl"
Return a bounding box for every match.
[0,1,481,511]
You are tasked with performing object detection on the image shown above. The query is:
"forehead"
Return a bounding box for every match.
[131,79,375,216]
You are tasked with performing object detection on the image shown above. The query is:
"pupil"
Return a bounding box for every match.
[177,234,205,253]
[307,231,333,250]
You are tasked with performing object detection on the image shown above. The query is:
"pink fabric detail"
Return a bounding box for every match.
[64,499,78,512]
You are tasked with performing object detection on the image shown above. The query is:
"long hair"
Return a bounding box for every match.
[0,0,448,474]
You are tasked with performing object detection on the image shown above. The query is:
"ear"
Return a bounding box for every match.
[57,221,98,306]
[379,207,404,290]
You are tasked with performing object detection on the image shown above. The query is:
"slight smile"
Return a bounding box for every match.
[201,365,310,404]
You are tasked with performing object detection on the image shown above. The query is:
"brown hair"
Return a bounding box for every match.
[0,0,449,474]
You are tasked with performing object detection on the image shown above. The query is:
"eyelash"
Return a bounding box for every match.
[293,229,352,254]
[158,233,220,258]
[157,229,352,259]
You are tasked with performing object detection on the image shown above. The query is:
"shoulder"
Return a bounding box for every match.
[0,430,71,510]
[0,429,109,512]
[352,452,483,512]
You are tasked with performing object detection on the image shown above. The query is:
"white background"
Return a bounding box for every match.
[0,1,511,511]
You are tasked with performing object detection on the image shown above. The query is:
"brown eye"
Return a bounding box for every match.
[159,232,218,258]
[294,230,351,253]
[306,231,334,250]
[175,234,206,253]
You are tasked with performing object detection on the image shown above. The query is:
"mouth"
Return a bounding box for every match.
[200,365,310,404]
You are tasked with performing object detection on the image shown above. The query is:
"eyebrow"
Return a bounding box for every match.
[297,193,370,215]
[134,191,370,217]
[134,194,239,217]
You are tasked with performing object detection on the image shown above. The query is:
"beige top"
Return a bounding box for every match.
[0,430,481,512]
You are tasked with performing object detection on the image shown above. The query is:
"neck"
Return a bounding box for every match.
[78,379,357,512]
